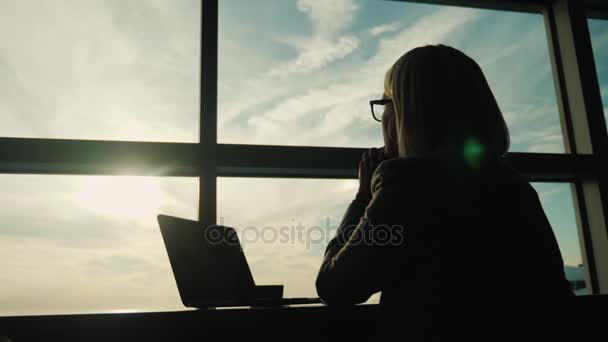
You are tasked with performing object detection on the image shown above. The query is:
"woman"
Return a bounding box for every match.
[315,45,575,340]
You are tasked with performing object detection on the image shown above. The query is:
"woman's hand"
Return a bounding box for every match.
[357,147,386,202]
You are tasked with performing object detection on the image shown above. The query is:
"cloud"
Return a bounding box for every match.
[369,21,401,36]
[217,177,359,297]
[501,100,565,153]
[86,254,155,275]
[0,173,197,315]
[218,178,355,232]
[265,0,361,77]
[0,0,200,142]
[296,0,359,36]
[220,0,363,125]
[243,6,482,146]
[0,236,183,315]
[589,20,608,50]
[226,4,568,156]
[267,36,360,77]
[367,7,480,70]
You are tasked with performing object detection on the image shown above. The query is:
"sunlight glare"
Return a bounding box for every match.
[76,176,164,220]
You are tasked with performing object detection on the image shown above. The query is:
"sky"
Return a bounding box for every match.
[589,18,608,128]
[1,0,606,316]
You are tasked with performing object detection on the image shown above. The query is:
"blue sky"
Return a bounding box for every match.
[0,0,606,315]
[589,18,608,125]
[218,0,565,152]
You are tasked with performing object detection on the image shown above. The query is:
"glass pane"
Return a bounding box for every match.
[588,18,608,130]
[218,179,587,300]
[531,183,588,295]
[0,0,200,142]
[219,0,564,152]
[217,178,374,300]
[0,175,197,316]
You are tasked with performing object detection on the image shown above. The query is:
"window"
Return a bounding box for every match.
[0,0,200,142]
[218,179,589,299]
[0,178,591,316]
[531,183,589,295]
[588,18,608,130]
[218,0,565,153]
[0,175,197,316]
[1,0,607,317]
[217,177,356,298]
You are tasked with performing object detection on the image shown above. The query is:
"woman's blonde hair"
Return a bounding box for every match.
[384,44,510,158]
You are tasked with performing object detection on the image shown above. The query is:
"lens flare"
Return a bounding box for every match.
[463,137,484,169]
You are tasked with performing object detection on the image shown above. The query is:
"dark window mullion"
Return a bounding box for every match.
[215,144,598,181]
[199,0,219,227]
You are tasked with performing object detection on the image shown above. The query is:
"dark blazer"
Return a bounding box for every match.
[316,154,576,340]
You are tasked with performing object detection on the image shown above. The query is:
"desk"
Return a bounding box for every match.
[0,304,379,341]
[1,296,606,341]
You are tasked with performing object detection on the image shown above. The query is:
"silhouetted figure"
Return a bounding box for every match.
[316,45,576,340]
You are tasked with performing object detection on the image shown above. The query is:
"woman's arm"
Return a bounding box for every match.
[321,147,385,262]
[316,160,401,305]
[321,191,369,263]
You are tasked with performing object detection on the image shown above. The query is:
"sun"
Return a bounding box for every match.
[75,176,164,220]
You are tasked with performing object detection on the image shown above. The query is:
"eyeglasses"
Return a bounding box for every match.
[369,99,392,122]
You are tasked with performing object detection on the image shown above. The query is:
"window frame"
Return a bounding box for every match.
[0,0,606,304]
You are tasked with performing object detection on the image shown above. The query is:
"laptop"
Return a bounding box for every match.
[157,214,322,308]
